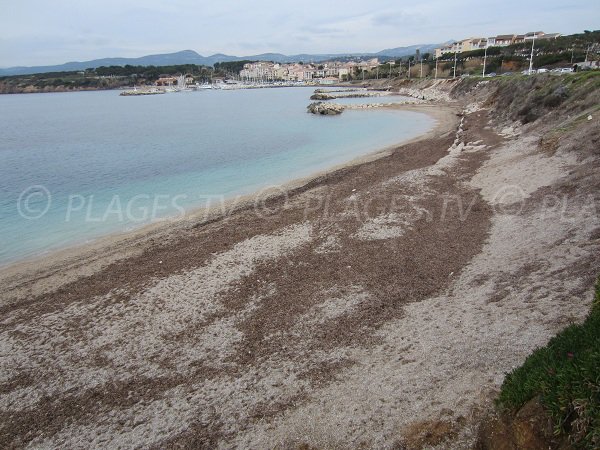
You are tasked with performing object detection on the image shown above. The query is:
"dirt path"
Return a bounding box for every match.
[1,101,598,448]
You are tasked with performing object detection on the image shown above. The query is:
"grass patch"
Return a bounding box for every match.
[567,72,600,96]
[569,71,600,86]
[497,278,600,447]
[552,104,600,135]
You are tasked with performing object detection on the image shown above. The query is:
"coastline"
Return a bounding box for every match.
[3,73,599,448]
[0,103,456,301]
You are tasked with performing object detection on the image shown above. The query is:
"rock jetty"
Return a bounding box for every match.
[307,102,345,115]
[310,91,386,100]
[120,88,165,96]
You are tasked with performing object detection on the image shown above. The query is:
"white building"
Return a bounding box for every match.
[434,31,561,58]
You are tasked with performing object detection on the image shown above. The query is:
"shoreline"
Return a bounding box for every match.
[0,82,354,95]
[0,103,456,299]
[3,74,599,448]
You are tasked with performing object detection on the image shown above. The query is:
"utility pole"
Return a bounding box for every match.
[434,58,438,79]
[420,58,423,78]
[408,59,411,79]
[482,45,488,77]
[389,61,393,79]
[453,51,457,79]
[376,65,379,79]
[528,36,536,75]
[585,44,592,62]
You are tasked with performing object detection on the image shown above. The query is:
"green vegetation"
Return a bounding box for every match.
[0,63,216,93]
[567,70,600,90]
[497,277,600,447]
[214,60,256,75]
[94,64,212,79]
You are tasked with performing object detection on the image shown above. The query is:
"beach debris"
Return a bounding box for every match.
[588,115,593,121]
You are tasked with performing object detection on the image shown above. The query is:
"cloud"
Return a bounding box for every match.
[371,11,425,28]
[1,0,599,66]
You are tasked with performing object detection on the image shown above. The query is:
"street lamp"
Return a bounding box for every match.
[482,45,488,77]
[528,36,536,75]
[585,44,592,62]
[453,51,457,79]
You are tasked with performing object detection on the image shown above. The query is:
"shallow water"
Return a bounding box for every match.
[0,87,434,263]
[331,94,413,105]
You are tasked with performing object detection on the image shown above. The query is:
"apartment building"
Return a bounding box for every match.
[239,59,378,81]
[435,31,561,58]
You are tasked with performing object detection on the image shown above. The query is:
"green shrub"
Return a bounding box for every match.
[497,278,600,447]
[517,104,539,124]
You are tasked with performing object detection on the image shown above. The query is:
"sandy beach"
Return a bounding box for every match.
[0,102,453,302]
[1,78,599,448]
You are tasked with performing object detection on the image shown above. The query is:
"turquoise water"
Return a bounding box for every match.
[0,87,434,264]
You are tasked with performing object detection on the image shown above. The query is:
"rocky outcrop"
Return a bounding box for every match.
[310,92,336,100]
[307,102,344,115]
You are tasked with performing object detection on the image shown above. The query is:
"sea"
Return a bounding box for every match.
[0,87,435,264]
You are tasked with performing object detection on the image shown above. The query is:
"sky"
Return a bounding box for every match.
[1,0,599,67]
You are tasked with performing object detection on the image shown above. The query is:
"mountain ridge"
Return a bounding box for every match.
[0,45,442,76]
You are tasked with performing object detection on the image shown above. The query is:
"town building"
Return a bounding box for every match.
[434,31,561,58]
[238,59,378,82]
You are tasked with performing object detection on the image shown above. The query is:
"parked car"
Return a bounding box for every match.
[486,72,497,77]
[560,67,574,73]
[537,68,549,73]
[502,71,514,76]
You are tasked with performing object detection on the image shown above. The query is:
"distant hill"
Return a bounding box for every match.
[375,43,441,57]
[0,45,442,76]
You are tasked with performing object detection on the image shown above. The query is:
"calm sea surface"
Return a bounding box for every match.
[0,87,434,264]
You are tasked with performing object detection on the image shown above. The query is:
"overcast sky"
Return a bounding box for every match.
[1,0,598,67]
